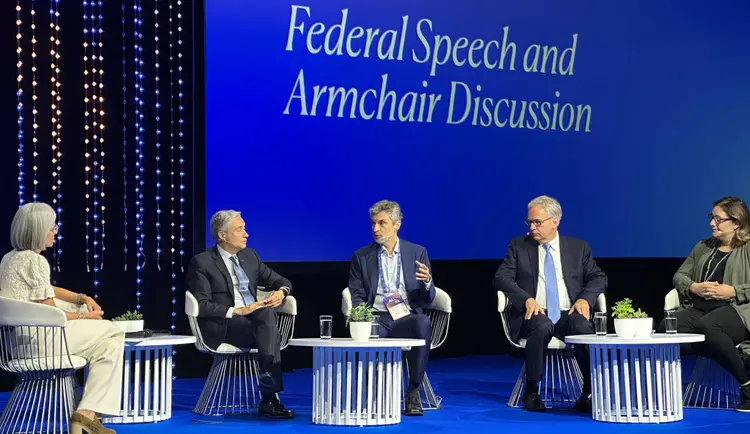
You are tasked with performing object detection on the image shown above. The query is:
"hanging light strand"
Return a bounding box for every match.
[50,0,63,277]
[93,0,105,295]
[134,0,145,311]
[122,0,128,271]
[16,2,25,207]
[83,0,94,274]
[168,0,177,335]
[173,0,186,378]
[31,0,39,201]
[155,0,163,271]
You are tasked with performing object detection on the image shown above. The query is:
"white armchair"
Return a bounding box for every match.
[341,287,452,410]
[185,288,297,416]
[665,288,740,409]
[498,291,606,408]
[0,297,88,434]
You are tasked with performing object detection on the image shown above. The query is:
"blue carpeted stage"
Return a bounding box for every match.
[3,355,746,434]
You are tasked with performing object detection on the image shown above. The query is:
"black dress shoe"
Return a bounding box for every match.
[404,389,424,416]
[736,383,750,412]
[258,399,295,419]
[574,394,592,412]
[522,392,546,412]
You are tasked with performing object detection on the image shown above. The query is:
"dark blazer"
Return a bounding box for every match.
[185,245,292,350]
[348,238,436,313]
[493,234,607,340]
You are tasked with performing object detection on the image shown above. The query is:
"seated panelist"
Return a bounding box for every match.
[657,196,750,412]
[348,200,435,416]
[186,210,294,419]
[493,196,607,412]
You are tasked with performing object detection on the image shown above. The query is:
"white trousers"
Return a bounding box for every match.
[54,299,126,416]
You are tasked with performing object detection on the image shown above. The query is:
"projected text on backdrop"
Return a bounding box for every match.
[283,6,591,132]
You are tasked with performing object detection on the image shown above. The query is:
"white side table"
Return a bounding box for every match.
[566,333,704,424]
[102,335,196,424]
[289,338,426,426]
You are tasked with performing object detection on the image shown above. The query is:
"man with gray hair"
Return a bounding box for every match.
[186,210,294,419]
[494,195,607,413]
[348,200,436,416]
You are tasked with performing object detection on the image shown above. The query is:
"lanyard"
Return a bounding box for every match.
[378,251,401,294]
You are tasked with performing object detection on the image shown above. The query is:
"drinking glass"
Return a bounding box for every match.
[594,312,607,336]
[370,315,380,340]
[664,310,677,334]
[319,315,333,339]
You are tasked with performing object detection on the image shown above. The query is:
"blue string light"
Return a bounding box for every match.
[174,0,186,379]
[31,0,39,202]
[155,0,163,271]
[134,0,145,311]
[122,0,128,271]
[50,0,63,279]
[169,0,177,335]
[84,0,93,275]
[16,2,25,207]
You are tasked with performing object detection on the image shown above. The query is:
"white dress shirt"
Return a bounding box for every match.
[373,238,412,313]
[217,245,247,318]
[535,233,572,310]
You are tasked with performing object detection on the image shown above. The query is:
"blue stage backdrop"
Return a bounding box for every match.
[205,0,750,261]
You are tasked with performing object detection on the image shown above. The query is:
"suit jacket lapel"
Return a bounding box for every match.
[400,241,415,288]
[526,238,539,288]
[211,246,233,294]
[558,236,576,302]
[366,248,379,303]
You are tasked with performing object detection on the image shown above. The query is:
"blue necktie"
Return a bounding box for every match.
[230,256,255,305]
[543,244,561,323]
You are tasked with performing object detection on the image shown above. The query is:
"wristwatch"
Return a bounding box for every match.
[280,287,290,297]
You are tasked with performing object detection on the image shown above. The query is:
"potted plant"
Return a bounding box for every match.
[611,298,652,338]
[349,303,375,342]
[112,310,144,333]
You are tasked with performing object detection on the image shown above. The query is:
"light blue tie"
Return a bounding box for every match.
[543,244,561,323]
[230,256,255,305]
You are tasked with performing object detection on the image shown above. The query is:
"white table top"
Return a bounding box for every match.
[565,333,704,345]
[289,337,426,348]
[124,334,196,347]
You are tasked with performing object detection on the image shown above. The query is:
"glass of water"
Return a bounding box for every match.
[319,315,333,339]
[594,312,607,336]
[370,315,380,340]
[664,310,677,334]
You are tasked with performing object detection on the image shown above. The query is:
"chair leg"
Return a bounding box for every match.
[401,358,442,410]
[508,349,582,409]
[193,353,260,416]
[0,370,80,434]
[683,356,739,409]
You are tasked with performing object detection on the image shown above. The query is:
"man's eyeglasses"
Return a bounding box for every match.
[525,217,553,227]
[708,213,733,225]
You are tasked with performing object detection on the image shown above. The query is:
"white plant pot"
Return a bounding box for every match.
[349,322,371,342]
[614,318,653,338]
[112,319,144,333]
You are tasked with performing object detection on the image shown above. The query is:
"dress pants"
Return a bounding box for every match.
[519,311,593,393]
[377,312,432,391]
[225,307,283,393]
[64,320,126,415]
[657,305,750,384]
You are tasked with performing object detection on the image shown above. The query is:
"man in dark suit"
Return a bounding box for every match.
[186,210,294,419]
[494,196,607,412]
[349,200,435,416]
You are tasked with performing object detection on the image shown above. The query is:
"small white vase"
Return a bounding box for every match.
[349,322,371,342]
[614,318,653,338]
[111,319,144,333]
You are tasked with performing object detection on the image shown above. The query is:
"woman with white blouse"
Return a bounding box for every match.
[0,203,124,434]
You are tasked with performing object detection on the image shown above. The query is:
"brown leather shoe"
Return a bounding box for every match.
[69,412,115,434]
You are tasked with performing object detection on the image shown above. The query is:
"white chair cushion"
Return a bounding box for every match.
[7,355,87,371]
[213,343,257,354]
[518,337,568,350]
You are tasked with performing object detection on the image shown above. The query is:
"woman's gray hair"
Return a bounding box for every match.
[369,200,403,223]
[210,210,242,242]
[10,202,56,251]
[528,195,562,220]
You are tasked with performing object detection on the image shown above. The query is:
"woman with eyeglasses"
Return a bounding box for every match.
[0,203,124,434]
[663,196,750,412]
